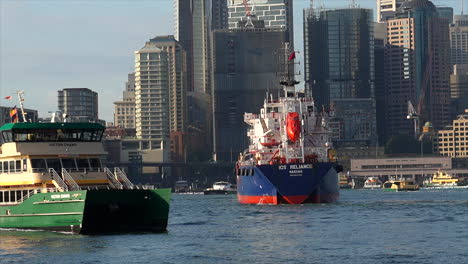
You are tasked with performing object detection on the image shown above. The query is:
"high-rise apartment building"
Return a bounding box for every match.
[385,0,451,137]
[450,16,468,65]
[303,8,377,146]
[114,73,136,128]
[58,88,99,123]
[148,36,187,134]
[134,42,170,150]
[228,0,294,44]
[148,36,187,162]
[212,26,287,161]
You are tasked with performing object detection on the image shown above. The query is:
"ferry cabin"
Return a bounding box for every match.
[0,123,128,204]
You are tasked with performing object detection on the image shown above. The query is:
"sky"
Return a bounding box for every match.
[0,0,464,122]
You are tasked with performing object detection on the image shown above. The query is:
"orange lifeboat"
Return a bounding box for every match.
[286,112,301,142]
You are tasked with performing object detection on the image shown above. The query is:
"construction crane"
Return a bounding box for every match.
[407,100,420,140]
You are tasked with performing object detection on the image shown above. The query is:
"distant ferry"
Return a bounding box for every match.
[423,171,458,188]
[383,178,419,192]
[0,92,171,233]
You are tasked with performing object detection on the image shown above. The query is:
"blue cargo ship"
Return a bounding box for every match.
[236,44,341,205]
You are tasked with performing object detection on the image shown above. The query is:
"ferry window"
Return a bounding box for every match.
[31,159,47,172]
[83,131,92,141]
[61,158,77,170]
[77,158,90,169]
[89,158,101,169]
[96,130,104,141]
[23,159,27,171]
[15,160,21,172]
[3,161,8,173]
[2,131,12,143]
[46,159,62,172]
[9,161,15,173]
[0,162,2,173]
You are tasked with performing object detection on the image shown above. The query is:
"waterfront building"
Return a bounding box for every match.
[114,73,136,129]
[350,156,468,182]
[437,109,468,157]
[303,7,377,147]
[228,0,294,44]
[450,16,468,65]
[212,25,287,161]
[385,0,451,137]
[58,88,101,123]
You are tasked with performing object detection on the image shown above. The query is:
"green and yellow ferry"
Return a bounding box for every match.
[0,122,171,234]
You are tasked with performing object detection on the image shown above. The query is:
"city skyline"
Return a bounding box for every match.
[0,0,464,122]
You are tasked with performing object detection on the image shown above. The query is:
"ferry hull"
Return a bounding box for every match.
[0,189,171,234]
[237,163,340,205]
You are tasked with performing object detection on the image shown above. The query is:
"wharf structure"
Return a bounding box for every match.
[350,156,468,185]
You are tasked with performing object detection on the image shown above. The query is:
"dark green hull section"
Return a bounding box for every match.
[0,188,171,234]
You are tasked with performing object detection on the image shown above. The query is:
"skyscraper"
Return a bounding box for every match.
[303,7,377,146]
[134,42,170,151]
[450,16,468,65]
[114,73,136,129]
[58,88,99,123]
[385,0,451,137]
[228,0,294,44]
[174,0,214,160]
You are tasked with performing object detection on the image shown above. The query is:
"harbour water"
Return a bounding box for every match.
[0,188,467,264]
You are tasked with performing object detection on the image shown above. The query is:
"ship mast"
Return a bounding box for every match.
[16,90,28,123]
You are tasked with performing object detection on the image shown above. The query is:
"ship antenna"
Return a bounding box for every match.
[16,90,28,123]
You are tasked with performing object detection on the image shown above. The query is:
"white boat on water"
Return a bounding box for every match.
[203,181,237,195]
[363,176,382,189]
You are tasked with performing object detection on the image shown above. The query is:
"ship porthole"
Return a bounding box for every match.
[6,209,11,215]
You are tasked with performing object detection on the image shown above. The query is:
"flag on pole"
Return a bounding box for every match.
[10,106,18,123]
[4,96,11,100]
[288,51,296,61]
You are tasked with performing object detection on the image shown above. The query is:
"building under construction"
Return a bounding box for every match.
[212,19,288,161]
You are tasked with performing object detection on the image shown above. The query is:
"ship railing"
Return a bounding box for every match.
[14,189,36,204]
[49,168,69,192]
[104,167,123,189]
[61,168,81,191]
[114,167,134,189]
